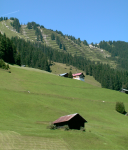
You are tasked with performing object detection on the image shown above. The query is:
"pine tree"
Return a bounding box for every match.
[68,71,73,78]
[63,44,66,50]
[51,33,55,40]
[83,40,88,46]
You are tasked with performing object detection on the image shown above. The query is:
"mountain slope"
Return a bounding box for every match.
[0,19,117,68]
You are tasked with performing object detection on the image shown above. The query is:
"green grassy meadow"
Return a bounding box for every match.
[0,66,128,149]
[50,62,101,87]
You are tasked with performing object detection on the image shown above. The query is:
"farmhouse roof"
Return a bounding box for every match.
[53,113,87,124]
[59,73,68,76]
[122,88,128,92]
[72,73,85,77]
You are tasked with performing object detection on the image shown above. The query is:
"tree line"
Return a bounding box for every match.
[66,35,88,46]
[85,62,128,90]
[0,32,50,71]
[67,35,81,46]
[51,29,88,47]
[55,30,65,37]
[98,40,128,70]
[0,32,20,65]
[10,18,21,33]
[11,36,50,71]
[0,17,8,21]
[1,31,128,91]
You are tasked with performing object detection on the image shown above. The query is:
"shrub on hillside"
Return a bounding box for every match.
[115,102,126,114]
[0,59,9,70]
[64,125,69,131]
[47,124,56,130]
[80,127,85,132]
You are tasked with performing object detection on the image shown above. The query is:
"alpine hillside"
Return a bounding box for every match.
[0,17,128,91]
[0,18,116,68]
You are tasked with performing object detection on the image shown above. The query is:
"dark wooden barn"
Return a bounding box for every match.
[53,113,87,129]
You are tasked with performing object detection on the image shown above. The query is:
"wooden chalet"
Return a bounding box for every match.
[72,73,85,81]
[53,113,87,129]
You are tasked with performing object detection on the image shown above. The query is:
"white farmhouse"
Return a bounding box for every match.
[72,73,85,81]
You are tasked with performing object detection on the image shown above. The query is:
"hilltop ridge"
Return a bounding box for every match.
[0,19,116,68]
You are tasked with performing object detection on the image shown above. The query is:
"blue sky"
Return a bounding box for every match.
[1,0,128,44]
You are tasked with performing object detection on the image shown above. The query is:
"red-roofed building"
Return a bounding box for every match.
[53,113,87,129]
[72,73,85,81]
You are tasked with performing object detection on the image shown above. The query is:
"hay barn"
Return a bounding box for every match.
[53,113,87,129]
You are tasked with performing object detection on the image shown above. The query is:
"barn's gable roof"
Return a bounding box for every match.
[122,88,128,92]
[59,73,68,76]
[53,113,87,124]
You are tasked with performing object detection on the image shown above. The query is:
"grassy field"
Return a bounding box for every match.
[0,66,128,149]
[50,62,101,87]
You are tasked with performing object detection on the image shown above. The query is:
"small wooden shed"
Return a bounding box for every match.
[53,113,87,129]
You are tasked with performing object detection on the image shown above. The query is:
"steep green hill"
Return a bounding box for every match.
[0,19,117,68]
[98,40,128,70]
[0,66,128,149]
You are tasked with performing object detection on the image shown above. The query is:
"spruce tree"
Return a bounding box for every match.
[51,33,55,40]
[68,71,73,78]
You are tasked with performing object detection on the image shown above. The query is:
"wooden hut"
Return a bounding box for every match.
[53,113,87,129]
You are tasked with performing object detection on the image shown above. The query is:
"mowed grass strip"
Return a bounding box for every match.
[0,131,69,150]
[0,66,128,149]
